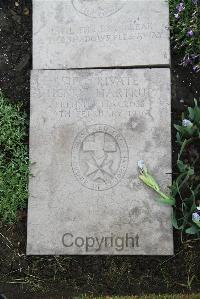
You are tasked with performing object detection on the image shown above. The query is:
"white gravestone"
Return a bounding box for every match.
[27,68,173,255]
[33,0,170,69]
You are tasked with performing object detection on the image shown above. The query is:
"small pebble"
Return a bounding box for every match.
[23,8,29,16]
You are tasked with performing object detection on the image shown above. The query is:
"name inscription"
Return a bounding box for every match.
[39,74,159,120]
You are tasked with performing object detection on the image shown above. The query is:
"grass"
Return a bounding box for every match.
[0,92,29,223]
[169,0,200,71]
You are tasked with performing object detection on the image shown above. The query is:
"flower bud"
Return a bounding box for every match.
[182,119,193,127]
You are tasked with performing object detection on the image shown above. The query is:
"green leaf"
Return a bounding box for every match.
[185,225,200,235]
[174,124,184,133]
[188,107,195,121]
[155,195,175,206]
[139,173,160,192]
[178,139,189,159]
[176,132,181,143]
[171,211,183,230]
[187,167,194,176]
[177,160,187,172]
[193,220,200,228]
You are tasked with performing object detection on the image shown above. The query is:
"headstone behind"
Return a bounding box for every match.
[33,0,170,69]
[27,68,173,255]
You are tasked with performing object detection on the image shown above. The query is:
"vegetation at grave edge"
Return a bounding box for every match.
[169,0,200,71]
[171,99,200,235]
[75,294,200,299]
[0,93,29,223]
[138,99,200,235]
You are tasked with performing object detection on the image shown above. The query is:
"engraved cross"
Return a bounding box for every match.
[83,132,116,179]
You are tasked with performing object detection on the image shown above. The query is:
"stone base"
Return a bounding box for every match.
[27,68,173,255]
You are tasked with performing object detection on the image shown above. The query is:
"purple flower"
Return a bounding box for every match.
[192,207,200,228]
[193,65,200,72]
[182,54,193,66]
[187,30,194,37]
[192,209,200,222]
[176,2,185,12]
[174,1,185,20]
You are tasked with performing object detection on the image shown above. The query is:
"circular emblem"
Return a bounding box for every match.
[71,0,126,18]
[71,124,129,191]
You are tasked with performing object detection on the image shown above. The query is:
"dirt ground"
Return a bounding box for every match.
[0,1,200,298]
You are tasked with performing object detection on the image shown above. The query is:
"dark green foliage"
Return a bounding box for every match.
[0,93,29,223]
[169,0,200,71]
[172,99,200,234]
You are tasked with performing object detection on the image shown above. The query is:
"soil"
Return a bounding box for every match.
[0,1,200,298]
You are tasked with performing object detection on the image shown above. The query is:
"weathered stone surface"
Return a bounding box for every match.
[27,68,173,255]
[33,0,170,69]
